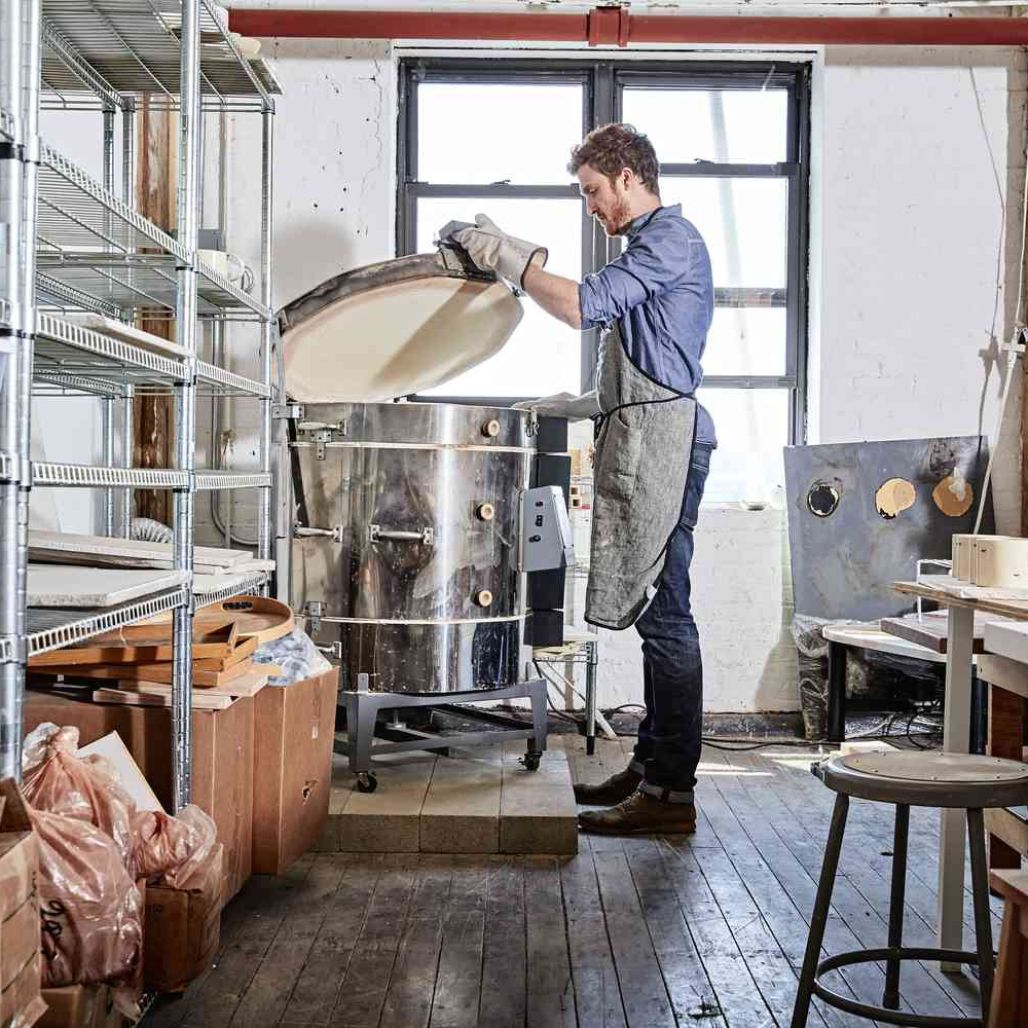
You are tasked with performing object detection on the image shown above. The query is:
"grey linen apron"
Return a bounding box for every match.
[585,324,697,631]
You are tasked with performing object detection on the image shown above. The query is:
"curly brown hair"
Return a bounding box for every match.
[568,123,660,196]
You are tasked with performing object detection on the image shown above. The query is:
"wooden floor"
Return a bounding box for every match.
[145,737,1000,1028]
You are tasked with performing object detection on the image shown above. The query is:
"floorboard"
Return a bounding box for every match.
[142,738,991,1028]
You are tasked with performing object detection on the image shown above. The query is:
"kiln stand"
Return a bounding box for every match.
[336,674,550,792]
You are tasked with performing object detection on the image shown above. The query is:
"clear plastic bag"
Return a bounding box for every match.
[22,724,135,869]
[253,627,331,686]
[31,806,144,988]
[791,614,830,740]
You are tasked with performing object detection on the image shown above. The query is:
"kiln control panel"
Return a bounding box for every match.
[520,486,575,573]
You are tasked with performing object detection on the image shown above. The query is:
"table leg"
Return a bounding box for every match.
[827,641,847,743]
[585,641,598,757]
[938,603,974,970]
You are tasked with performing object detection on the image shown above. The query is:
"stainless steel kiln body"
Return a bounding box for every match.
[290,402,532,694]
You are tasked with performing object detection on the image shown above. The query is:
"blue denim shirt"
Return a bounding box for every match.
[578,204,716,447]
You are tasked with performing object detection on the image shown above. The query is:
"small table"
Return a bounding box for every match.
[892,576,1028,969]
[821,621,956,744]
[533,628,604,755]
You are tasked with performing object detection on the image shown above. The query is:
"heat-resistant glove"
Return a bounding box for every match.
[442,214,548,289]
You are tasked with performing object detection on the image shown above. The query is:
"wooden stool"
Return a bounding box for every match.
[988,869,1028,1027]
[791,751,1028,1028]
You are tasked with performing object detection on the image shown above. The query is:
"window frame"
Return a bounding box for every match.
[396,57,810,445]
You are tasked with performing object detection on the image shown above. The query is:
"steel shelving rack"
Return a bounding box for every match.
[0,0,280,808]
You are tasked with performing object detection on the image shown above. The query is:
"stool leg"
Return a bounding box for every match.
[791,793,849,1028]
[883,803,910,1010]
[967,808,995,1014]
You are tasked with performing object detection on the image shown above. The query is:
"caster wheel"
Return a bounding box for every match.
[356,772,378,793]
[521,753,541,772]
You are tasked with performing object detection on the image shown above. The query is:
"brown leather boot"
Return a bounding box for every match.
[573,765,642,806]
[577,791,697,836]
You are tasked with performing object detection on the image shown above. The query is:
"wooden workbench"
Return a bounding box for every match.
[892,576,1028,969]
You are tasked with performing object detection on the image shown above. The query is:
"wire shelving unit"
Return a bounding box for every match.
[0,0,281,809]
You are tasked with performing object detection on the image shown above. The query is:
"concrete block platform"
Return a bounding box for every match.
[314,738,578,855]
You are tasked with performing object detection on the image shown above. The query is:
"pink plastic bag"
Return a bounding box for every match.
[31,806,144,988]
[22,725,135,868]
[131,804,217,885]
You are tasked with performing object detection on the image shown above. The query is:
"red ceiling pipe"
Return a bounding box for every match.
[631,13,1028,46]
[228,7,1028,47]
[227,9,587,42]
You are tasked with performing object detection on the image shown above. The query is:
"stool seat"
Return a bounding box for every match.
[818,750,1028,809]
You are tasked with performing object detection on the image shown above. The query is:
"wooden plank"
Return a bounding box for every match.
[619,837,724,1026]
[159,856,315,1027]
[134,94,175,526]
[227,856,348,1028]
[655,834,778,1028]
[279,857,380,1027]
[893,580,1028,620]
[329,862,417,1027]
[880,611,997,654]
[978,654,1028,700]
[90,686,233,709]
[589,838,676,1027]
[479,858,527,1028]
[988,684,1027,870]
[523,856,576,1028]
[559,844,627,1028]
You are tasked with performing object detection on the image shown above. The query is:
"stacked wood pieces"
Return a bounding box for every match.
[27,594,293,708]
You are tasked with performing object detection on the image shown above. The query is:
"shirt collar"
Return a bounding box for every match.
[625,203,680,239]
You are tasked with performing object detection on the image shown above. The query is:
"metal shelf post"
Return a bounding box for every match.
[171,0,202,811]
[0,0,26,780]
[258,105,273,565]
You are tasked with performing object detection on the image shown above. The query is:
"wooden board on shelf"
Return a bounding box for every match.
[91,686,234,710]
[129,667,270,699]
[31,656,255,689]
[27,620,241,668]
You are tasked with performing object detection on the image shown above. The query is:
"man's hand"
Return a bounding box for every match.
[443,214,547,288]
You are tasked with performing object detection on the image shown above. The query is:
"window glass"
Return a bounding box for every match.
[660,177,788,289]
[417,196,582,397]
[621,87,788,165]
[697,388,790,505]
[418,82,584,185]
[702,307,787,377]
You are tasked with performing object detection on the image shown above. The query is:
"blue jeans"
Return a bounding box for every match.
[631,443,711,803]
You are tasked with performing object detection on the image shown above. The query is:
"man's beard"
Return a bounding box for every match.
[604,196,634,237]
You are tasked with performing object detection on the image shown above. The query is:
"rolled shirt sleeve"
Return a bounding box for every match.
[578,220,694,329]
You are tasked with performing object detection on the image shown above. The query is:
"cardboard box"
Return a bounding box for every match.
[252,668,337,875]
[37,985,126,1028]
[142,843,223,992]
[2,953,45,1027]
[0,781,37,923]
[24,691,254,901]
[0,779,45,1028]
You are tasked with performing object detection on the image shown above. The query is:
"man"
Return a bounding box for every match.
[445,123,714,835]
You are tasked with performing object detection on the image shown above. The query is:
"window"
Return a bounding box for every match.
[398,60,810,502]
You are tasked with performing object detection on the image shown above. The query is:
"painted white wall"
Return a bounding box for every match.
[193,37,397,547]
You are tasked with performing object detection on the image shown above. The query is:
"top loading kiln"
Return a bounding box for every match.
[278,246,574,698]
